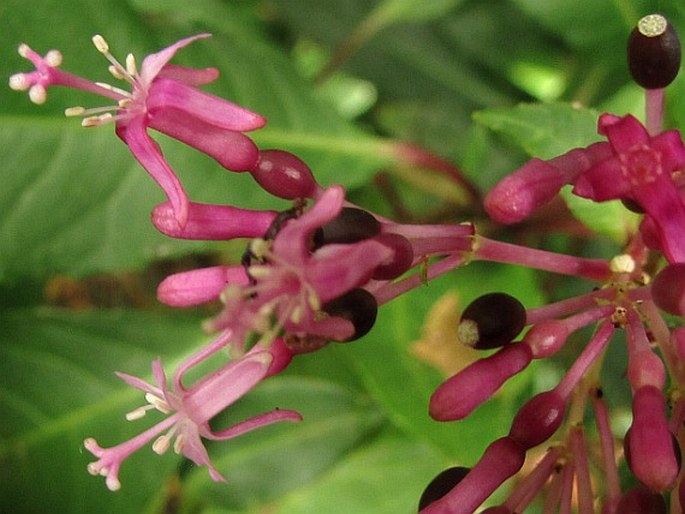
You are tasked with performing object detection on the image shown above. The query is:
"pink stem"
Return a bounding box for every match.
[593,394,621,514]
[525,288,615,324]
[570,428,594,514]
[645,88,664,136]
[474,237,611,282]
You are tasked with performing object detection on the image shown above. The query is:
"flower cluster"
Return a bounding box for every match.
[420,13,685,514]
[9,12,685,513]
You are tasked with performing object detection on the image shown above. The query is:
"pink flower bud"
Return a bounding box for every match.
[484,158,566,224]
[625,385,679,491]
[508,390,566,450]
[420,437,525,514]
[250,150,319,199]
[429,343,532,421]
[523,320,569,358]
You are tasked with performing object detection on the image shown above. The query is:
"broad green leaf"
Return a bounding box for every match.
[0,0,397,284]
[474,102,602,159]
[0,308,205,514]
[269,430,449,514]
[0,307,388,514]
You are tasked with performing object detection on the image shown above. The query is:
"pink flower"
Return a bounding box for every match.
[573,114,685,262]
[10,35,266,227]
[160,186,394,347]
[84,331,300,491]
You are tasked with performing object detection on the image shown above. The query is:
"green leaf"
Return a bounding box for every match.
[474,102,602,159]
[0,308,205,514]
[269,430,449,514]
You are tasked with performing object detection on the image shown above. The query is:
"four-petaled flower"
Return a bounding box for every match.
[573,113,685,262]
[84,331,300,491]
[10,34,266,227]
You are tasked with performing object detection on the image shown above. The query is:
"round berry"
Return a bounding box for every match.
[250,150,318,199]
[313,208,381,248]
[372,233,414,280]
[418,466,470,511]
[323,288,378,341]
[628,14,681,89]
[457,292,526,350]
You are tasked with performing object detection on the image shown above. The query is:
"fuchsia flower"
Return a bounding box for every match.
[10,34,266,227]
[84,331,300,491]
[573,114,685,263]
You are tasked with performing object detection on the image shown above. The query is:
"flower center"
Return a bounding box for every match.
[620,144,663,187]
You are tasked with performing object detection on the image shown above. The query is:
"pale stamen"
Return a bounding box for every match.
[91,34,138,86]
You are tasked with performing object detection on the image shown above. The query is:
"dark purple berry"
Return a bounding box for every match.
[372,233,414,280]
[418,466,470,511]
[322,288,378,341]
[313,208,381,248]
[457,292,526,349]
[251,150,318,199]
[628,14,681,89]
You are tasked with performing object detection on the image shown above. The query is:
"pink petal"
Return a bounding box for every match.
[650,130,685,173]
[157,64,219,86]
[572,158,629,201]
[148,107,261,171]
[115,118,189,227]
[157,266,248,307]
[152,201,277,240]
[183,352,273,423]
[207,408,303,440]
[139,34,212,85]
[273,185,345,262]
[148,78,266,132]
[599,114,649,154]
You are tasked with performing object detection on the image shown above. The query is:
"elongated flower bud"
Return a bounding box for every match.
[625,385,680,491]
[420,437,525,514]
[508,390,566,450]
[651,264,685,316]
[250,150,318,199]
[429,343,532,421]
[616,485,667,514]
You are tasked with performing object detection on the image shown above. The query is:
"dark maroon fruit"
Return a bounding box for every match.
[323,288,378,341]
[457,292,526,349]
[628,14,681,89]
[418,466,470,511]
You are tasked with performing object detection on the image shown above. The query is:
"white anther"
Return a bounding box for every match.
[248,265,271,279]
[28,84,47,104]
[152,435,171,455]
[86,462,101,476]
[173,433,186,454]
[106,477,122,492]
[118,98,132,108]
[45,49,63,67]
[125,53,138,76]
[94,81,131,97]
[290,305,303,324]
[307,291,321,312]
[17,43,30,58]
[144,392,172,413]
[81,113,113,127]
[610,254,636,274]
[249,238,271,259]
[8,73,29,91]
[108,64,125,80]
[92,34,110,53]
[64,106,86,116]
[125,406,149,421]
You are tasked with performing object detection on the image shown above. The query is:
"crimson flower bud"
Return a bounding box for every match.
[508,390,566,450]
[429,343,532,421]
[523,319,569,358]
[420,437,525,514]
[625,385,680,491]
[250,150,318,199]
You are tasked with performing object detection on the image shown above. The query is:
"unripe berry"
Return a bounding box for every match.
[628,14,681,89]
[457,293,526,350]
[508,390,565,450]
[323,288,378,341]
[250,150,318,199]
[616,485,667,514]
